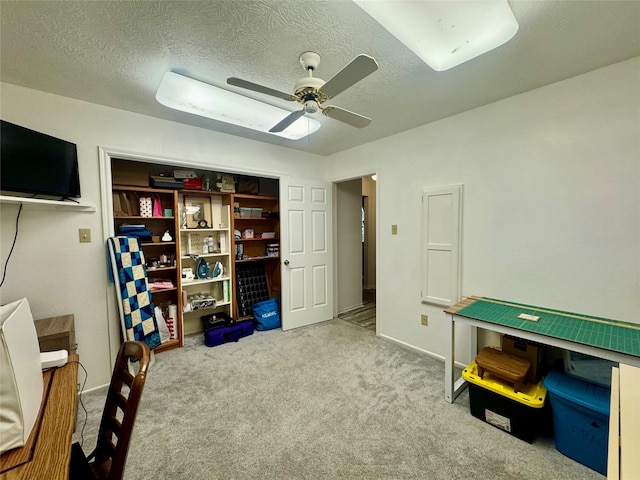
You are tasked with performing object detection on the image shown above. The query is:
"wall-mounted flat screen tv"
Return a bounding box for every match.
[0,120,81,200]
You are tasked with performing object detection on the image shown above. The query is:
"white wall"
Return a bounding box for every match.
[2,56,638,387]
[335,179,363,313]
[0,83,324,389]
[326,58,640,364]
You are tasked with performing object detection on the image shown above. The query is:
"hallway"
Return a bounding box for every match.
[337,288,376,332]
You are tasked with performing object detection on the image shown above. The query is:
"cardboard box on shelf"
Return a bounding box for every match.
[501,335,545,384]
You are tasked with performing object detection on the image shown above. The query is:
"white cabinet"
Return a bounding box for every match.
[178,193,233,335]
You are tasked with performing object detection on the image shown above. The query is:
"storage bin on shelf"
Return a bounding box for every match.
[562,350,617,387]
[543,369,611,475]
[462,355,549,442]
[251,207,263,218]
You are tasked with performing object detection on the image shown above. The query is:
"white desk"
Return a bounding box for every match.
[444,297,640,403]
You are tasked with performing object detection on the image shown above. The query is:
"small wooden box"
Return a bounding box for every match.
[501,335,544,384]
[475,347,531,393]
[34,314,76,353]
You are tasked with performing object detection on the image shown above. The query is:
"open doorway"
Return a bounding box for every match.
[335,175,377,332]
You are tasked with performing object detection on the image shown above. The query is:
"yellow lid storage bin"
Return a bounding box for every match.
[463,358,547,407]
[462,358,551,442]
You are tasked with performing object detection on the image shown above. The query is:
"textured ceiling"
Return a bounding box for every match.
[1,1,639,156]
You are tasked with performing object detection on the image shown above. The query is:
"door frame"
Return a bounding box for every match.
[98,146,285,364]
[330,170,379,332]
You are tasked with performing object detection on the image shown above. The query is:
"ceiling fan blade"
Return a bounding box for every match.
[322,105,371,128]
[269,109,306,133]
[227,77,296,101]
[319,54,378,99]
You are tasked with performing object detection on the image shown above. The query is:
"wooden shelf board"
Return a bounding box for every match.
[149,286,177,293]
[154,338,181,353]
[232,193,277,200]
[235,256,280,263]
[181,276,231,286]
[180,228,229,233]
[113,184,178,195]
[115,215,175,220]
[235,237,278,242]
[146,266,176,272]
[180,252,230,259]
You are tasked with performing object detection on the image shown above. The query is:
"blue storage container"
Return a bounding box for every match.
[543,370,611,475]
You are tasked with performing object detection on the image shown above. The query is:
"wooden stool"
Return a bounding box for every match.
[475,347,531,393]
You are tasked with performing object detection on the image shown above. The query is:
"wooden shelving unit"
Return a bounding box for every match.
[178,191,233,335]
[111,183,182,351]
[110,160,281,343]
[231,193,280,318]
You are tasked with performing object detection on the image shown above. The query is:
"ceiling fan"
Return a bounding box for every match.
[227,52,378,133]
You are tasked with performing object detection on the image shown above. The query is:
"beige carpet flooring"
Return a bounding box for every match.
[73,319,602,480]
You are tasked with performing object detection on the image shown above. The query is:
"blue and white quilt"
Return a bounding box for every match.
[107,236,161,350]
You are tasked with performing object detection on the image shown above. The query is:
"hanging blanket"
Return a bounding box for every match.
[107,236,161,350]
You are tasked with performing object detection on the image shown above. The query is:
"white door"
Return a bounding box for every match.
[280,177,334,330]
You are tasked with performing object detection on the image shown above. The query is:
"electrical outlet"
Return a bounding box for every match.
[79,228,91,243]
[421,314,428,326]
[391,224,398,235]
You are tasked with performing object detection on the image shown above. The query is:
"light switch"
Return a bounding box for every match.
[391,224,398,235]
[79,228,91,243]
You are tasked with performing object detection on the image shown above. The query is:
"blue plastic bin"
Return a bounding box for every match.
[543,370,611,475]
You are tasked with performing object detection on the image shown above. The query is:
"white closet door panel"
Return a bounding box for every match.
[312,210,327,252]
[289,267,305,311]
[421,185,463,306]
[312,265,328,307]
[288,210,305,254]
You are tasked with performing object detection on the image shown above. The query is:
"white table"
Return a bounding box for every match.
[444,297,640,403]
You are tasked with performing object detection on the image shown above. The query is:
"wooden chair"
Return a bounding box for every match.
[70,341,151,480]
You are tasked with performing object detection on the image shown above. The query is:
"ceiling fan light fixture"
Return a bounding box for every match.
[156,72,320,140]
[353,0,518,71]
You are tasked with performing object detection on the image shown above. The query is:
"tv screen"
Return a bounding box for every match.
[0,120,81,199]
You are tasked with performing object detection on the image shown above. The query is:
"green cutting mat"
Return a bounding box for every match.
[456,297,640,357]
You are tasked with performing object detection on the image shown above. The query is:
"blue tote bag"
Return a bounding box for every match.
[252,298,281,330]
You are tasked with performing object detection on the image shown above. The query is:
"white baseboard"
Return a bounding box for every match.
[377,333,469,370]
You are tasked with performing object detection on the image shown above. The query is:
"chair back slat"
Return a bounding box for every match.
[90,341,151,480]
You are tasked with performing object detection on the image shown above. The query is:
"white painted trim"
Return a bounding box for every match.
[98,145,293,365]
[329,169,379,334]
[377,333,469,370]
[96,145,286,178]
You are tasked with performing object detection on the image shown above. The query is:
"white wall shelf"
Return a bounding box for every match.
[0,195,96,212]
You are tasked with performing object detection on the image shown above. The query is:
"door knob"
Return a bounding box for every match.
[284,260,290,266]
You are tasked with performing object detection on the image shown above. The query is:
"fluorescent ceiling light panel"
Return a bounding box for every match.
[353,0,518,71]
[156,72,320,140]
